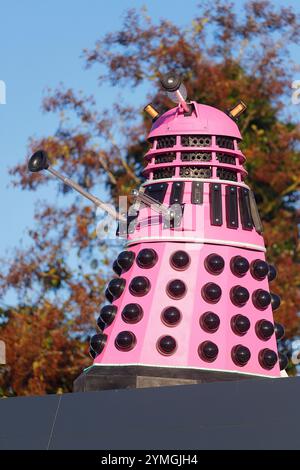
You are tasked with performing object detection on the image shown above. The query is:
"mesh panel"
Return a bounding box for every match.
[216,152,236,165]
[181,152,212,162]
[217,167,237,181]
[155,152,176,164]
[179,166,212,178]
[181,135,212,147]
[216,136,234,149]
[153,167,176,179]
[156,136,176,149]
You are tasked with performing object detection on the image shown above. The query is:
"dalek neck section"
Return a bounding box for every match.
[144,133,245,183]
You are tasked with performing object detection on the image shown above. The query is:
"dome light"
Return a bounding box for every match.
[228,100,247,119]
[144,103,160,121]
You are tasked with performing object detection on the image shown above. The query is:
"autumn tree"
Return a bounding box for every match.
[1,0,300,396]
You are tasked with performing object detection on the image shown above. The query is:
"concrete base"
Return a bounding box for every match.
[73,364,260,392]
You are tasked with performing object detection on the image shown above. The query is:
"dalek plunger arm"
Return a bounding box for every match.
[28,150,126,222]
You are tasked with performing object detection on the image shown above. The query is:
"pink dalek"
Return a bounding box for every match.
[28,73,288,391]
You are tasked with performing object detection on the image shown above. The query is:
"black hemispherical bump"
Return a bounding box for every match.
[99,305,117,327]
[255,319,274,340]
[157,335,177,355]
[113,260,122,276]
[161,307,181,326]
[274,322,285,340]
[259,348,278,369]
[167,279,186,299]
[232,345,251,366]
[96,316,105,331]
[136,249,158,269]
[117,251,135,273]
[90,333,107,355]
[108,278,126,300]
[129,276,151,296]
[205,254,225,275]
[252,289,271,310]
[279,352,288,370]
[89,348,96,359]
[105,288,114,303]
[121,303,143,324]
[198,341,219,362]
[230,286,250,306]
[231,315,250,336]
[200,312,220,333]
[115,331,136,351]
[271,293,281,310]
[170,251,190,270]
[268,264,277,282]
[230,256,249,277]
[202,283,222,303]
[251,259,269,280]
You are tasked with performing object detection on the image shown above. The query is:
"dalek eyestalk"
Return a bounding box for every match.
[160,72,190,113]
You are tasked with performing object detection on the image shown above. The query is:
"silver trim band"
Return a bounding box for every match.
[142,177,249,188]
[126,236,266,252]
[88,362,279,379]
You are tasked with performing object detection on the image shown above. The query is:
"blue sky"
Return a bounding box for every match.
[1,0,300,260]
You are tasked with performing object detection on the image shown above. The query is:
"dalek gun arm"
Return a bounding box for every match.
[28,150,126,222]
[131,189,175,219]
[131,189,183,230]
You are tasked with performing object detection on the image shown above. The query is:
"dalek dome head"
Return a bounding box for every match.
[148,102,242,141]
[145,72,246,142]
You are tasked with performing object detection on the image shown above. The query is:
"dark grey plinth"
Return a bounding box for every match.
[0,377,300,450]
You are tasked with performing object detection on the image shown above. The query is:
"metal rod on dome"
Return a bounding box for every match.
[28,150,126,222]
[174,89,189,113]
[160,72,190,113]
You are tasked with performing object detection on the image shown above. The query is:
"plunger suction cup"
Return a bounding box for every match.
[28,150,50,172]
